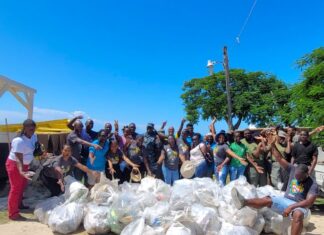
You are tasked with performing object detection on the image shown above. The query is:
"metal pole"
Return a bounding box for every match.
[223,46,233,131]
[5,118,11,150]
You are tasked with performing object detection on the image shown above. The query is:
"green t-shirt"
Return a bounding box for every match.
[241,138,258,155]
[230,142,248,167]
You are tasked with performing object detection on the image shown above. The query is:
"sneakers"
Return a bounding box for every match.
[231,187,245,209]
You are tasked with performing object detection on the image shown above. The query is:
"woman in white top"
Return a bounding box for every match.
[190,133,213,177]
[6,119,37,220]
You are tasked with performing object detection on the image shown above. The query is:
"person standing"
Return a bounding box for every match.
[66,120,102,181]
[160,135,185,185]
[6,119,38,220]
[143,123,164,180]
[241,129,268,187]
[87,130,109,187]
[291,131,318,176]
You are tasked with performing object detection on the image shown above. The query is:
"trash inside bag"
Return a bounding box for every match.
[90,173,118,205]
[143,201,170,227]
[48,202,85,234]
[169,179,195,210]
[84,203,110,234]
[233,206,258,227]
[64,175,89,203]
[34,196,64,224]
[261,208,283,235]
[166,222,192,235]
[137,177,171,201]
[121,217,145,235]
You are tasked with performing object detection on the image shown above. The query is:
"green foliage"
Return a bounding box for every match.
[181,69,291,129]
[290,47,324,127]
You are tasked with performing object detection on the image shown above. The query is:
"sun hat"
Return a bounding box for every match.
[278,130,287,138]
[180,161,195,179]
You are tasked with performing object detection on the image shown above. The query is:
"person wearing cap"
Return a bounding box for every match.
[231,136,318,235]
[291,131,318,176]
[241,129,267,187]
[6,119,39,220]
[143,123,164,180]
[270,130,292,190]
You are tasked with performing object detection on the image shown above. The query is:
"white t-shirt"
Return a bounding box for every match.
[8,134,37,165]
[190,143,205,167]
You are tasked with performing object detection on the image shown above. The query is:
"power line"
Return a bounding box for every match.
[236,0,259,44]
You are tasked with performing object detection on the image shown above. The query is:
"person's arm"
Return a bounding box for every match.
[143,151,153,176]
[246,154,264,174]
[309,125,324,136]
[67,115,83,130]
[217,157,231,172]
[160,121,167,130]
[179,153,186,163]
[270,141,290,170]
[210,117,217,142]
[283,194,317,217]
[226,149,248,166]
[309,154,318,175]
[75,162,96,175]
[122,153,140,168]
[157,149,165,165]
[177,119,186,138]
[285,136,292,155]
[88,151,95,165]
[76,137,102,150]
[15,152,32,180]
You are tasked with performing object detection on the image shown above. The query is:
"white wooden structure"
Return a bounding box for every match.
[0,75,36,119]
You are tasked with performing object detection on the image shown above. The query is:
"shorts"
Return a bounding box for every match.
[270,196,310,218]
[87,171,102,186]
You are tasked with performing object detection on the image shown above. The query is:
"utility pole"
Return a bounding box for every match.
[223,46,233,131]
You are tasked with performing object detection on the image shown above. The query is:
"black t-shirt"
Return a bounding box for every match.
[292,141,318,166]
[284,164,318,202]
[107,149,123,165]
[127,141,144,165]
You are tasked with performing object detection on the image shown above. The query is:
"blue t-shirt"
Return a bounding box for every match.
[86,140,109,171]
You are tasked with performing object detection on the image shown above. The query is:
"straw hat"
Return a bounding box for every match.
[130,168,142,182]
[180,161,195,179]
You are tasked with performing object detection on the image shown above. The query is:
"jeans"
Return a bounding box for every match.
[270,196,309,218]
[215,163,229,186]
[162,164,179,186]
[229,165,246,181]
[195,160,214,178]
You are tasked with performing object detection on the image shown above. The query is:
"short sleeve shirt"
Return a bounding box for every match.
[164,145,179,170]
[213,144,229,164]
[8,134,37,165]
[107,149,123,165]
[67,131,82,160]
[284,164,318,202]
[230,142,247,167]
[127,141,144,165]
[86,140,109,171]
[241,138,258,156]
[43,155,79,178]
[177,138,190,160]
[292,141,318,166]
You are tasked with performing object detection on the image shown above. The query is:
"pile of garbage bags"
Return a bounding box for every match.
[34,174,309,235]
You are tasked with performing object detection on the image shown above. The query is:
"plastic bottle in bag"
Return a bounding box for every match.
[34,196,64,224]
[84,203,110,234]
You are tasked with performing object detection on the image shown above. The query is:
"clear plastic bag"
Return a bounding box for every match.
[189,203,221,233]
[252,214,265,234]
[219,222,258,235]
[233,206,258,227]
[261,208,283,234]
[166,222,192,235]
[83,203,110,234]
[90,173,119,205]
[169,179,196,210]
[143,201,170,227]
[256,185,283,198]
[48,202,85,234]
[34,196,64,224]
[64,175,89,203]
[121,217,145,235]
[137,177,171,201]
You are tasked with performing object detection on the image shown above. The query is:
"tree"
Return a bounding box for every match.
[289,47,324,127]
[181,69,291,130]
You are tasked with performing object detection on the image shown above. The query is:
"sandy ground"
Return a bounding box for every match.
[0,211,323,235]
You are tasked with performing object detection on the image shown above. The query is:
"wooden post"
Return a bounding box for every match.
[223,46,233,131]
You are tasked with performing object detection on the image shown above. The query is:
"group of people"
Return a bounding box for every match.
[5,117,323,233]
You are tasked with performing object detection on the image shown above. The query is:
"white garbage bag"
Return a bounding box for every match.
[143,201,170,226]
[233,206,258,227]
[83,203,110,234]
[64,175,89,203]
[256,185,283,198]
[252,214,265,234]
[142,225,165,235]
[261,208,283,234]
[48,202,85,234]
[121,217,145,235]
[34,196,64,224]
[189,203,221,233]
[90,173,118,205]
[137,177,171,201]
[219,222,258,235]
[169,179,196,210]
[166,222,192,235]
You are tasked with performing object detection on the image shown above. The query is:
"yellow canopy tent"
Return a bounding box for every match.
[0,119,71,134]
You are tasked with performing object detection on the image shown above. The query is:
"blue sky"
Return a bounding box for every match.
[0,0,323,133]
